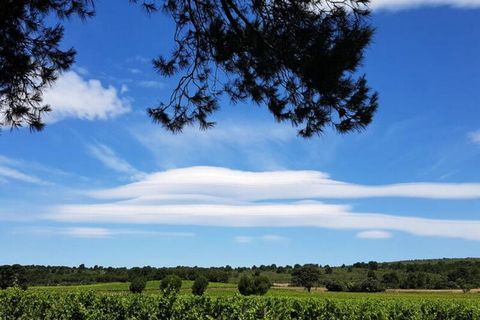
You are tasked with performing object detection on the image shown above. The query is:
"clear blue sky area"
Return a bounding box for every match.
[1,1,480,267]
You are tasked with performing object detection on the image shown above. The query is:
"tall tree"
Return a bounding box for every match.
[0,0,94,131]
[291,264,321,292]
[1,0,377,137]
[139,0,378,137]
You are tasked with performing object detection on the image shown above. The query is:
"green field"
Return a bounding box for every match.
[26,280,480,301]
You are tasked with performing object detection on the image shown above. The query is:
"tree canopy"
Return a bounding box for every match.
[291,264,321,292]
[0,0,94,131]
[1,0,377,137]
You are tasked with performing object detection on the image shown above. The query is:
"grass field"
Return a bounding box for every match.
[27,281,480,301]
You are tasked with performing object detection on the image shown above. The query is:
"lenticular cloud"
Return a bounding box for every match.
[47,166,480,241]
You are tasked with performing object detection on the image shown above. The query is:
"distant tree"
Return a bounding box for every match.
[382,272,400,288]
[2,0,377,137]
[0,266,14,289]
[253,275,271,295]
[324,265,333,274]
[192,276,209,296]
[325,280,346,292]
[129,277,147,293]
[367,270,377,279]
[238,274,254,295]
[351,278,384,293]
[291,264,321,292]
[0,265,27,290]
[237,274,271,295]
[368,261,378,270]
[0,0,94,131]
[160,275,182,294]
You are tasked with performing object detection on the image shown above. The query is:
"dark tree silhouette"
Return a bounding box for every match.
[0,0,94,131]
[291,264,321,292]
[1,0,377,137]
[137,0,378,137]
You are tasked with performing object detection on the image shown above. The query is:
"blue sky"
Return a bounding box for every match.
[1,0,480,268]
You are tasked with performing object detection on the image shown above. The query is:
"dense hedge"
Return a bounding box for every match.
[1,289,480,320]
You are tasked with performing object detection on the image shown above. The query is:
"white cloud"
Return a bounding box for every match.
[120,84,129,94]
[22,227,194,239]
[138,80,165,89]
[261,234,287,242]
[468,130,480,144]
[49,201,480,241]
[234,236,254,243]
[131,122,337,170]
[87,143,145,180]
[234,234,288,244]
[74,66,89,76]
[371,0,480,10]
[89,166,480,201]
[357,230,392,239]
[44,166,480,241]
[0,165,49,185]
[128,68,142,75]
[43,71,130,122]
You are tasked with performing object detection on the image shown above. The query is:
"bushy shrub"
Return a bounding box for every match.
[253,275,271,295]
[192,276,209,296]
[325,280,346,292]
[160,275,182,294]
[238,274,271,295]
[238,275,254,295]
[129,277,147,293]
[350,278,385,293]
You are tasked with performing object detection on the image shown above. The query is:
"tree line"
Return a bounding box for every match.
[2,258,480,291]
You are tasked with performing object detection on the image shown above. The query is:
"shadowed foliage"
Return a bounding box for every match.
[237,274,271,295]
[191,275,209,296]
[160,275,182,294]
[129,277,147,293]
[0,0,94,132]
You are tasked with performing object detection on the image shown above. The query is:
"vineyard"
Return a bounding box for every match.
[1,288,480,320]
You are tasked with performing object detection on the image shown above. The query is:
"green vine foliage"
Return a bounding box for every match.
[1,288,480,320]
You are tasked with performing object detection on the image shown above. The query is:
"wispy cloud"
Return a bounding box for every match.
[49,201,480,241]
[357,230,392,239]
[128,68,142,75]
[130,122,336,170]
[234,234,288,244]
[138,80,165,89]
[19,227,195,239]
[371,0,480,10]
[468,130,480,145]
[0,165,49,185]
[43,71,130,122]
[45,166,480,241]
[87,143,145,180]
[89,166,480,201]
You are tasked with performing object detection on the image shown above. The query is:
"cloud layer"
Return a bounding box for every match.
[0,156,50,185]
[468,130,480,144]
[43,71,130,122]
[45,166,480,241]
[371,0,480,10]
[89,166,480,201]
[19,227,195,239]
[88,143,145,180]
